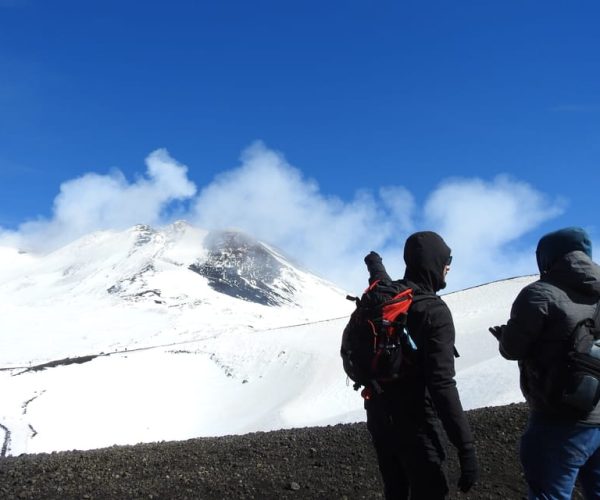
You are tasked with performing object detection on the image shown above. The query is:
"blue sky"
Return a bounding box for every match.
[1,1,599,291]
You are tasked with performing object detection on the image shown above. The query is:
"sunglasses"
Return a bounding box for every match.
[446,255,453,266]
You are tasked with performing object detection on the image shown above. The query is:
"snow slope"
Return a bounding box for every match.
[0,222,533,456]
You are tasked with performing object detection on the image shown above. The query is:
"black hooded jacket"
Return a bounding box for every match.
[365,232,474,454]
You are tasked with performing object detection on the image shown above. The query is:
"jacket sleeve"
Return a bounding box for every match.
[422,301,474,452]
[364,251,392,284]
[499,285,548,361]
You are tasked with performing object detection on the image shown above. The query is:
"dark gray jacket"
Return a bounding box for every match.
[500,250,600,424]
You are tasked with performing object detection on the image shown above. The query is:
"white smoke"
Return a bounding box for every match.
[0,142,567,291]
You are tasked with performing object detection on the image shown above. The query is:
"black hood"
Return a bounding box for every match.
[403,231,451,293]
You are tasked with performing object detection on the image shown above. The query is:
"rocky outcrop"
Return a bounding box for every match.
[189,231,298,306]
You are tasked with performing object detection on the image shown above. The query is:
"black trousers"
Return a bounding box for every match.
[365,395,449,500]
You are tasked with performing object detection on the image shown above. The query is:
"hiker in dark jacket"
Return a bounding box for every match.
[364,231,478,499]
[490,227,600,499]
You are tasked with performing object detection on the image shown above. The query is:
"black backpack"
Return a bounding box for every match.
[558,301,600,414]
[340,279,421,396]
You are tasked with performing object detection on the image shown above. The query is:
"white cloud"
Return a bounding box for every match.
[0,149,196,251]
[0,143,567,292]
[191,142,414,289]
[192,143,564,291]
[423,176,566,289]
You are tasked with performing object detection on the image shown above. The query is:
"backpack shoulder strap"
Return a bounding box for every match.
[410,287,439,305]
[411,292,438,304]
[406,286,459,357]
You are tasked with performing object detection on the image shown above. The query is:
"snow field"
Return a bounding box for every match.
[0,223,534,456]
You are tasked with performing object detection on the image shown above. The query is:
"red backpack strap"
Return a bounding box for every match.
[364,279,380,293]
[381,288,413,323]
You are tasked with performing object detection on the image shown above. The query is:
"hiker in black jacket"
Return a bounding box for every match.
[364,231,478,499]
[490,227,600,499]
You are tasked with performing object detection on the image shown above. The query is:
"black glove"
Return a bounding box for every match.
[364,251,382,265]
[457,446,479,493]
[489,325,503,340]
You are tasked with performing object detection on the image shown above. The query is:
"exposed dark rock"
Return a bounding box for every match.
[0,403,587,499]
[13,355,100,375]
[131,225,158,248]
[0,423,10,458]
[107,264,156,298]
[189,231,297,306]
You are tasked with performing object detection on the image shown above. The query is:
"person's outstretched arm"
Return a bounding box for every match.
[364,251,392,284]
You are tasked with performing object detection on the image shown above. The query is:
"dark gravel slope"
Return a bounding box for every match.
[0,403,585,499]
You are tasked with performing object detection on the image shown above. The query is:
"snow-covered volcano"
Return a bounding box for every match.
[0,222,346,366]
[0,222,533,456]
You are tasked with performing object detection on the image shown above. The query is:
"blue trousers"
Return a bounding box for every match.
[520,416,600,499]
